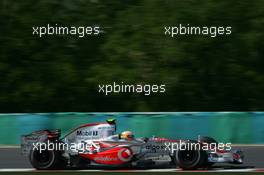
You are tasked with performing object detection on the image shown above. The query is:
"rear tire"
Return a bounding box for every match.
[29,146,66,170]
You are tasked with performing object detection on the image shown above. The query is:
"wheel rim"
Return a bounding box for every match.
[178,150,199,165]
[32,149,54,168]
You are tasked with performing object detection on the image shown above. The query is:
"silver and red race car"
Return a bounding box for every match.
[21,119,244,170]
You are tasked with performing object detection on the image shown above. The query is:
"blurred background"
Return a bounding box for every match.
[0,1,264,145]
[0,0,264,112]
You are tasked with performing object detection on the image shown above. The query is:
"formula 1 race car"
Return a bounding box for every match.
[21,119,244,170]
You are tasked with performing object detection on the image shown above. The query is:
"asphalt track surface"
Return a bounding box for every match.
[0,146,263,171]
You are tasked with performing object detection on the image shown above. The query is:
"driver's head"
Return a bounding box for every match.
[120,131,134,140]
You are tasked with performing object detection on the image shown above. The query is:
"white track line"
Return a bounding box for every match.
[0,168,263,172]
[214,169,258,172]
[0,169,34,172]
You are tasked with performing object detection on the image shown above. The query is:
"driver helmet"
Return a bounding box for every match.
[120,131,134,140]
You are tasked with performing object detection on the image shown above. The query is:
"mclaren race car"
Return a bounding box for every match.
[21,119,244,170]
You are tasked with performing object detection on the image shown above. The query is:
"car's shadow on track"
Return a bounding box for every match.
[66,164,255,171]
[209,165,255,170]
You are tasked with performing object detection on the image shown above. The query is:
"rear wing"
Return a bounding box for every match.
[21,129,60,156]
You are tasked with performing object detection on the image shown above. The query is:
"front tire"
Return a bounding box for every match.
[175,141,206,170]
